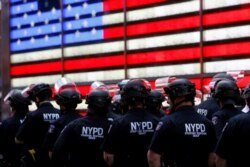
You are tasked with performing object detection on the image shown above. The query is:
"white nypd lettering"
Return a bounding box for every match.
[185,123,207,137]
[43,113,60,122]
[197,109,208,116]
[130,121,154,135]
[81,126,104,140]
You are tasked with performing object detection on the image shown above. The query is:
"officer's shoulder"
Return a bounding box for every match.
[212,109,223,117]
[159,114,175,124]
[26,110,36,117]
[1,118,12,126]
[62,117,83,129]
[145,111,161,121]
[112,116,125,124]
[230,112,250,122]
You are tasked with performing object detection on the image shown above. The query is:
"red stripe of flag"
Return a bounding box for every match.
[127,47,200,65]
[64,56,124,70]
[11,61,61,76]
[104,7,250,39]
[10,41,250,76]
[204,41,250,58]
[203,7,250,26]
[103,0,166,12]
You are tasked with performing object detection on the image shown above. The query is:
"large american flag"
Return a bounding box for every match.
[9,0,250,96]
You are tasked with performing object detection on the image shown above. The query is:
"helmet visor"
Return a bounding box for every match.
[54,77,77,94]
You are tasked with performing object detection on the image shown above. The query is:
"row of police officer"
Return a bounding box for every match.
[1,76,250,167]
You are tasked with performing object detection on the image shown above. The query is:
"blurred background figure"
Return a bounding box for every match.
[110,94,124,115]
[52,89,112,167]
[241,83,250,113]
[0,89,31,167]
[117,79,131,92]
[211,80,242,140]
[146,90,166,118]
[196,72,236,120]
[44,78,83,159]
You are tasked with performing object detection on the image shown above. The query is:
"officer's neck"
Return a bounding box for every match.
[129,104,144,110]
[175,101,193,110]
[38,100,50,106]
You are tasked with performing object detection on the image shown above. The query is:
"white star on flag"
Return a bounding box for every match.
[23,30,28,36]
[37,10,41,16]
[16,6,21,12]
[17,24,21,29]
[52,7,56,14]
[91,10,96,17]
[52,26,56,32]
[83,2,88,9]
[75,30,80,37]
[30,21,35,27]
[44,35,49,41]
[91,28,97,35]
[23,13,28,19]
[30,3,34,9]
[67,5,72,11]
[83,20,88,27]
[37,28,42,34]
[67,22,72,29]
[17,39,21,45]
[30,37,35,43]
[45,19,49,25]
[75,13,80,20]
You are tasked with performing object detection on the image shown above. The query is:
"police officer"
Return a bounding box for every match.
[148,78,216,167]
[52,89,112,167]
[15,83,60,167]
[44,87,82,158]
[90,81,120,121]
[103,79,159,167]
[109,79,131,115]
[215,111,250,166]
[241,83,250,113]
[211,80,242,140]
[0,89,31,167]
[146,90,166,118]
[196,73,235,120]
[110,94,123,115]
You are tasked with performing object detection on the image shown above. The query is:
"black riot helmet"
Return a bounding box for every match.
[86,90,111,109]
[120,79,151,106]
[214,80,240,105]
[4,89,31,108]
[23,83,52,101]
[209,73,235,97]
[55,89,82,108]
[54,77,82,109]
[146,90,165,109]
[117,79,130,91]
[242,83,250,99]
[164,78,196,101]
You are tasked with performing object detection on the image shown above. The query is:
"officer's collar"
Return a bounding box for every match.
[174,105,194,113]
[127,108,145,114]
[39,101,53,107]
